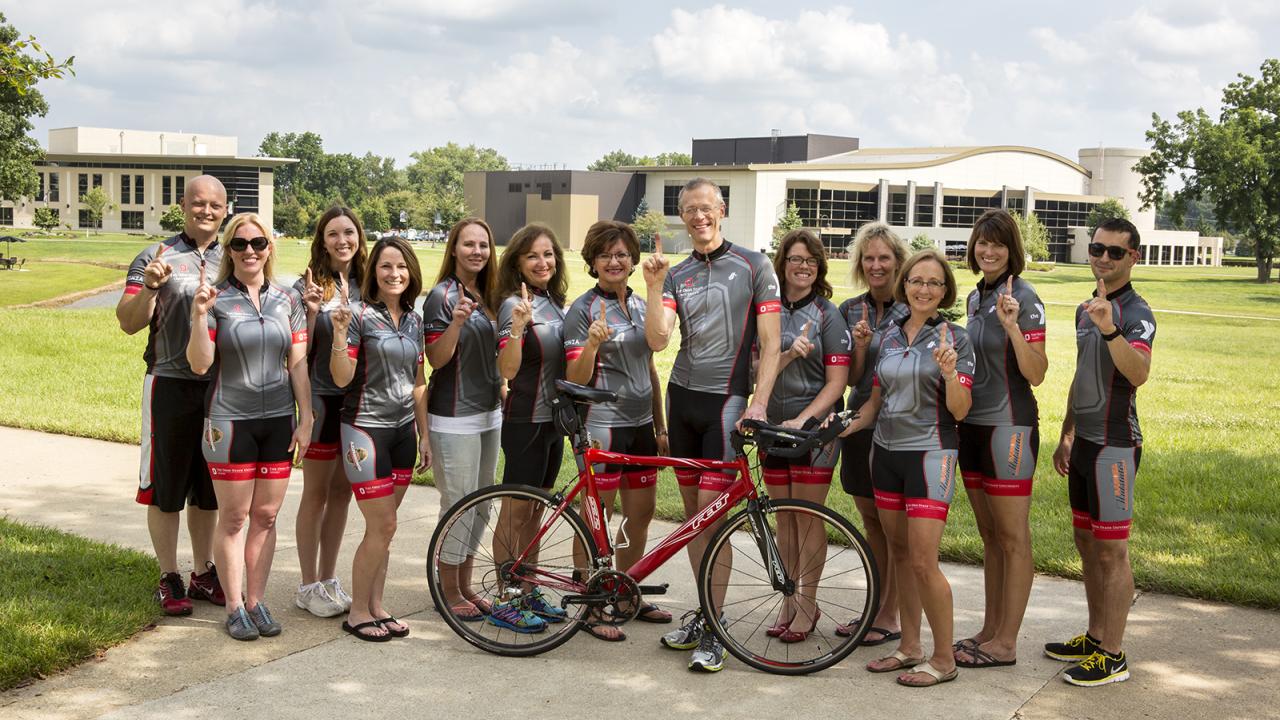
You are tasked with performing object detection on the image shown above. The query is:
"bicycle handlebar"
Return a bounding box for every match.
[731,409,857,458]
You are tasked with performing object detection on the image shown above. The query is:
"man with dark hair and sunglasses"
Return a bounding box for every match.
[117,175,230,616]
[1047,217,1155,687]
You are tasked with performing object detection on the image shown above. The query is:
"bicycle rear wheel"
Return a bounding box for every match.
[697,499,878,675]
[427,484,597,657]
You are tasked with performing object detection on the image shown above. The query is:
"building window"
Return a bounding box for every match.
[48,173,60,202]
[134,175,144,205]
[721,186,730,217]
[0,207,12,226]
[174,176,185,202]
[538,182,551,201]
[78,209,102,229]
[914,193,934,227]
[508,183,522,193]
[121,210,144,230]
[889,192,907,225]
[786,187,818,226]
[941,193,1002,228]
[1033,199,1097,263]
[92,173,103,189]
[162,176,171,206]
[120,174,131,204]
[663,185,681,216]
[38,173,45,202]
[78,173,89,199]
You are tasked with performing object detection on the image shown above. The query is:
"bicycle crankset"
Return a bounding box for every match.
[583,569,641,626]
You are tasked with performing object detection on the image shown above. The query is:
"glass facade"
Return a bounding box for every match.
[914,193,934,227]
[940,194,1002,228]
[121,210,144,230]
[1034,198,1097,262]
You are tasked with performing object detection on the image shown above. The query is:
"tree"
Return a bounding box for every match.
[32,206,58,232]
[652,151,692,166]
[0,14,72,202]
[631,198,665,252]
[1014,212,1050,261]
[406,143,508,228]
[910,233,934,252]
[771,203,804,253]
[159,205,185,233]
[258,131,324,197]
[357,197,390,234]
[588,150,641,172]
[1085,198,1131,240]
[79,186,116,233]
[274,194,312,238]
[1136,58,1280,283]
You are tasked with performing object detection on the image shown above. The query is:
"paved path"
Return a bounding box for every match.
[0,426,1276,719]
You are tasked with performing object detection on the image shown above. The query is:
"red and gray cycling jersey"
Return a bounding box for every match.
[1070,282,1156,447]
[292,274,361,396]
[661,240,781,397]
[839,293,909,410]
[963,272,1046,427]
[423,277,501,418]
[872,316,977,451]
[204,278,306,421]
[125,233,223,380]
[497,287,565,423]
[341,301,424,428]
[767,293,851,424]
[563,286,653,427]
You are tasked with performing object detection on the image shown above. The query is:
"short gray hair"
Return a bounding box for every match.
[676,177,724,211]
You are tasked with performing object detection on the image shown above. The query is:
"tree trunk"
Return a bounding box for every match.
[1258,254,1275,283]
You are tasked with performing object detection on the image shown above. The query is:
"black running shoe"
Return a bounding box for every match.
[1044,632,1101,662]
[1063,650,1130,687]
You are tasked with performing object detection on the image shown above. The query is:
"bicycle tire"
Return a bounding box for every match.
[427,484,598,657]
[697,499,879,675]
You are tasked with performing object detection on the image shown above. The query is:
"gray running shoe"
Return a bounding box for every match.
[247,603,282,637]
[226,607,260,641]
[295,582,345,618]
[322,577,353,612]
[688,624,728,672]
[660,610,703,650]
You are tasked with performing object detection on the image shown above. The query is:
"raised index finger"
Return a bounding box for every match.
[198,262,206,286]
[800,320,811,338]
[305,268,313,286]
[941,322,952,347]
[1096,277,1107,299]
[599,300,607,324]
[155,243,168,260]
[860,300,870,324]
[1006,275,1014,297]
[521,282,530,303]
[654,233,663,256]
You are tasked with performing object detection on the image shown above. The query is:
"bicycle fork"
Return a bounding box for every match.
[745,499,794,595]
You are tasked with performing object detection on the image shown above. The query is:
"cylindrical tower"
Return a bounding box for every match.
[1077,147,1155,232]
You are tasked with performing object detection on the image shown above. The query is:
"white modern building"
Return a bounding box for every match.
[622,135,1221,266]
[2,127,295,235]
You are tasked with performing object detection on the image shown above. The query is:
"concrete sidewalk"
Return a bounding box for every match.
[0,426,1275,719]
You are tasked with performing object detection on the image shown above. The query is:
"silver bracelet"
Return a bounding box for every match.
[331,345,348,355]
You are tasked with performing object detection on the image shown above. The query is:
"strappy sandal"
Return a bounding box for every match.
[866,650,924,673]
[897,661,959,687]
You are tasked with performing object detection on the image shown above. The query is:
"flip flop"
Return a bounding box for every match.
[955,645,1017,668]
[465,595,493,615]
[584,623,627,642]
[866,650,924,673]
[376,616,410,638]
[897,661,959,687]
[953,637,981,653]
[635,603,673,624]
[450,601,484,622]
[343,620,392,642]
[859,626,902,647]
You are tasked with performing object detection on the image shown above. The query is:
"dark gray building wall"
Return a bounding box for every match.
[478,170,644,245]
[692,134,859,165]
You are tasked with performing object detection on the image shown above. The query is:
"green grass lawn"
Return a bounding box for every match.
[0,518,160,690]
[1,244,1278,608]
[0,262,124,306]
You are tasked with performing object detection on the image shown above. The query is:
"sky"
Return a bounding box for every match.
[10,1,1280,169]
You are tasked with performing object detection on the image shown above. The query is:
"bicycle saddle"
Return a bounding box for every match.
[554,379,618,404]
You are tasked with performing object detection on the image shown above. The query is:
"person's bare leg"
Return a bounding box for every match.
[348,495,396,637]
[1074,528,1105,640]
[318,461,352,581]
[790,480,831,630]
[244,478,289,609]
[296,458,332,585]
[1094,537,1133,655]
[768,481,796,626]
[963,486,1001,646]
[147,506,181,574]
[186,507,217,570]
[866,508,922,670]
[211,481,254,612]
[967,493,1033,662]
[903,517,954,678]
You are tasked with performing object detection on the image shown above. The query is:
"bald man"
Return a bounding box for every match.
[117,176,229,615]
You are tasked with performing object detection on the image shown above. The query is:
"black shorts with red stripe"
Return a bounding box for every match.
[871,444,958,521]
[1068,438,1140,540]
[304,393,344,461]
[137,374,217,512]
[958,422,1040,497]
[585,423,659,492]
[200,416,294,482]
[340,422,417,501]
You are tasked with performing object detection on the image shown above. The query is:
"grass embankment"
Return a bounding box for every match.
[1,247,1278,608]
[0,518,159,690]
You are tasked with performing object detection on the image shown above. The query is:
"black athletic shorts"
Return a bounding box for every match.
[201,415,295,482]
[838,428,874,498]
[137,374,217,512]
[871,444,959,522]
[501,421,564,489]
[586,422,659,491]
[340,421,417,501]
[1068,438,1140,541]
[304,393,344,461]
[666,383,746,491]
[958,422,1039,496]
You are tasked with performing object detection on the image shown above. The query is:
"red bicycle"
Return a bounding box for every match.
[427,380,879,674]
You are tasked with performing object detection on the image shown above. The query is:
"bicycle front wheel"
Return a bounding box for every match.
[427,484,597,657]
[697,499,878,675]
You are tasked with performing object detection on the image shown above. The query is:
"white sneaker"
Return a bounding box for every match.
[321,577,353,612]
[295,582,345,618]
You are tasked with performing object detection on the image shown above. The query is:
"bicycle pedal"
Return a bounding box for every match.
[636,584,669,596]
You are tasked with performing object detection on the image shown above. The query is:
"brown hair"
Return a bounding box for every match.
[214,213,275,286]
[308,206,368,301]
[437,217,497,301]
[849,222,909,289]
[361,236,422,312]
[772,229,832,299]
[894,248,958,309]
[491,222,567,308]
[581,220,640,279]
[966,209,1026,277]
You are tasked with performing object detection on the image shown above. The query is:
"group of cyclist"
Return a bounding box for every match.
[121,174,1153,687]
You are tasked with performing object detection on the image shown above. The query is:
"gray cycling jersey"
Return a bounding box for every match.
[497,287,565,423]
[839,293,909,410]
[1070,282,1156,447]
[292,274,361,396]
[563,286,653,427]
[662,240,780,397]
[964,272,1046,426]
[204,278,305,421]
[423,277,501,417]
[341,301,424,428]
[872,316,977,451]
[125,233,223,380]
[767,293,851,424]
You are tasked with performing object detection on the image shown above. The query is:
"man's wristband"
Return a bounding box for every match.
[1100,326,1122,341]
[144,281,161,291]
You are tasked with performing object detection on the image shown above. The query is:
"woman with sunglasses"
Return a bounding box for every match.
[563,220,670,641]
[187,214,311,641]
[760,229,850,643]
[840,248,975,687]
[953,209,1048,670]
[423,218,502,621]
[329,236,429,641]
[292,206,368,618]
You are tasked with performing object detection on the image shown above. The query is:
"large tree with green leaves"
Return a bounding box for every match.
[588,149,692,171]
[1136,58,1280,283]
[1085,198,1131,240]
[0,13,73,202]
[406,143,508,228]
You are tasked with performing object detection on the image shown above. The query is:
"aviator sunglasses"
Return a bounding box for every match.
[228,236,270,252]
[1087,242,1131,261]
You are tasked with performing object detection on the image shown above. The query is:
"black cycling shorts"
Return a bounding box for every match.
[1068,438,1140,541]
[341,421,417,501]
[501,421,564,489]
[201,415,295,482]
[838,427,874,498]
[666,383,746,491]
[304,393,344,461]
[871,444,958,522]
[137,374,217,512]
[958,422,1039,497]
[586,422,659,491]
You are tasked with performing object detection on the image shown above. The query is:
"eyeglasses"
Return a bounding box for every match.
[1088,242,1131,260]
[228,236,269,252]
[595,252,633,264]
[905,278,946,290]
[785,255,820,268]
[679,205,719,219]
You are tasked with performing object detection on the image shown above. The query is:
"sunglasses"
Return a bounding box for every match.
[1088,242,1130,261]
[228,236,270,252]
